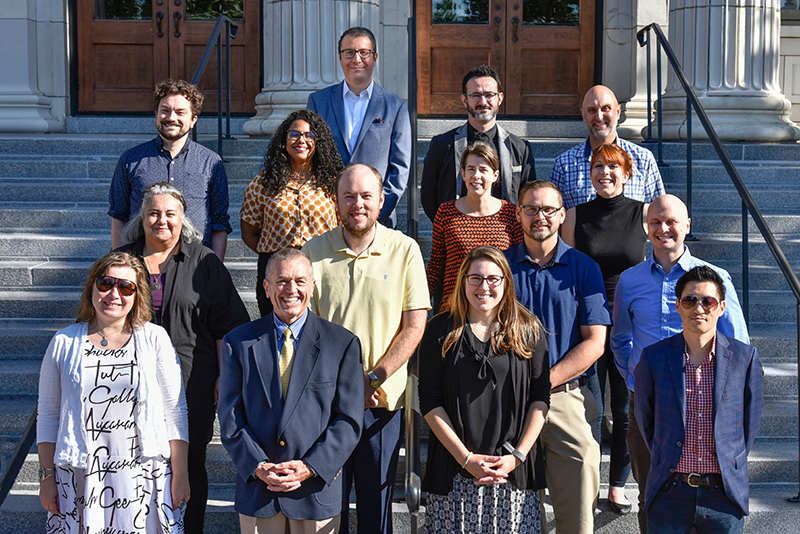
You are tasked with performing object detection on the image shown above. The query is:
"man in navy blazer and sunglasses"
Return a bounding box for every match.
[635,265,763,533]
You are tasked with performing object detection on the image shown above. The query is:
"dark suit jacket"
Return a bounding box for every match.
[218,311,364,520]
[634,332,764,515]
[420,122,535,222]
[307,81,411,229]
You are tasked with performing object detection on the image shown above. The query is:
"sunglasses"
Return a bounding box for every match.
[96,275,137,297]
[679,295,720,312]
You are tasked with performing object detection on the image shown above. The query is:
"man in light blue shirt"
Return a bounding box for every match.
[610,194,749,532]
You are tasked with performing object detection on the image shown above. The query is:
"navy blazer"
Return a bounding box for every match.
[307,81,411,228]
[634,332,763,515]
[218,311,364,520]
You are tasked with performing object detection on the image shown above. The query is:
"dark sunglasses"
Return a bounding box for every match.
[96,275,137,297]
[679,295,719,312]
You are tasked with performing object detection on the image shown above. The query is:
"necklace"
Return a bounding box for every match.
[95,327,124,347]
[150,273,162,292]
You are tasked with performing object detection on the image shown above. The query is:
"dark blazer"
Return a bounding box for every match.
[634,332,764,515]
[218,311,364,520]
[307,81,411,229]
[420,122,535,222]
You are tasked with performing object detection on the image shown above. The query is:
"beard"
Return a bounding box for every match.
[468,104,497,123]
[157,120,192,141]
[342,211,378,239]
[523,222,558,243]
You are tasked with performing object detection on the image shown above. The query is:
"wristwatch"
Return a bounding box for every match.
[503,441,527,463]
[38,466,56,483]
[368,371,382,389]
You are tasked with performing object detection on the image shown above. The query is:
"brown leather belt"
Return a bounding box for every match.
[670,472,723,488]
[551,376,588,394]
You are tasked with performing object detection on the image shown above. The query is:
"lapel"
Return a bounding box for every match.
[496,124,513,202]
[331,82,349,158]
[250,317,282,426]
[666,334,688,423]
[713,333,732,424]
[353,82,383,154]
[453,123,469,199]
[278,313,323,435]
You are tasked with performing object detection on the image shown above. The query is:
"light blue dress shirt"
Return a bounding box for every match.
[610,246,750,392]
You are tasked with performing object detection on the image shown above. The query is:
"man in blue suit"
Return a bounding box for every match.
[218,248,364,533]
[635,266,763,533]
[307,26,411,229]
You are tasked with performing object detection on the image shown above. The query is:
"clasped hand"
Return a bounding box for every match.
[255,460,313,492]
[464,454,521,485]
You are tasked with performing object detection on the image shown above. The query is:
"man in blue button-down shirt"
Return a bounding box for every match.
[506,180,611,534]
[611,194,749,533]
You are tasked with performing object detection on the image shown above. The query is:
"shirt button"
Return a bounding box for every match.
[677,441,682,447]
[279,440,286,446]
[669,467,675,473]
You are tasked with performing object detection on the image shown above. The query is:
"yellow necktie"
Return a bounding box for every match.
[280,328,295,398]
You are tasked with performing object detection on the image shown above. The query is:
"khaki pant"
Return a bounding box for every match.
[239,511,340,534]
[539,384,600,534]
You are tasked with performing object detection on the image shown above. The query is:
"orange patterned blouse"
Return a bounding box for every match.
[240,172,339,253]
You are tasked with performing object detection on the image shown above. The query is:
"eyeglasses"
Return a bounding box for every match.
[679,295,720,312]
[287,130,317,142]
[96,275,137,297]
[339,48,375,60]
[465,92,500,101]
[465,274,505,287]
[520,205,562,218]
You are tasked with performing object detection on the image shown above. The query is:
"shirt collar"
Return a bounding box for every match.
[683,335,716,368]
[155,136,192,157]
[332,222,387,256]
[648,245,693,274]
[518,236,570,269]
[343,79,374,100]
[467,123,498,143]
[273,308,309,341]
[581,135,621,160]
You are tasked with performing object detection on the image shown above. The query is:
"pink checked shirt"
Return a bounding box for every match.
[676,337,721,474]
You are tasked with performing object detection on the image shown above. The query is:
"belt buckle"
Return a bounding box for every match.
[687,473,702,488]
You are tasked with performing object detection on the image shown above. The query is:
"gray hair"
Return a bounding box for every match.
[120,182,203,245]
[265,248,313,281]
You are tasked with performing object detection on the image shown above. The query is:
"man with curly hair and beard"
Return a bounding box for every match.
[109,79,231,259]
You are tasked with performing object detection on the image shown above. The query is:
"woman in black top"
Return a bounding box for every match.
[562,143,648,514]
[419,246,550,533]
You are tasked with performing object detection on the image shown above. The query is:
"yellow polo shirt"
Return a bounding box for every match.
[302,223,431,411]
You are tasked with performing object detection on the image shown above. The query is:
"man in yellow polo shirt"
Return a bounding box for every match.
[303,163,430,534]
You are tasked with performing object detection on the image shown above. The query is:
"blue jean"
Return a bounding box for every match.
[647,477,744,533]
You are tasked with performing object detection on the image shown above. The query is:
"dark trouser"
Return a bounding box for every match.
[185,381,216,534]
[628,391,652,534]
[342,408,404,534]
[647,476,744,533]
[256,252,274,318]
[597,342,631,488]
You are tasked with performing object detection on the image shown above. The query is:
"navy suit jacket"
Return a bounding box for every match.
[307,81,411,228]
[218,311,364,520]
[634,332,763,515]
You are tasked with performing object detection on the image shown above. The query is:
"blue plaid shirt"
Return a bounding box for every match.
[108,137,232,246]
[550,137,665,210]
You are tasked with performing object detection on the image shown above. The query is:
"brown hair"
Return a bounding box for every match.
[154,79,204,117]
[76,252,153,330]
[517,179,563,207]
[460,141,500,172]
[590,144,634,179]
[443,246,542,359]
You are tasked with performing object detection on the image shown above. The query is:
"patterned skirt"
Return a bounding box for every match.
[425,474,541,534]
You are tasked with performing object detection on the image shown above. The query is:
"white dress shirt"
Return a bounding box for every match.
[342,80,374,154]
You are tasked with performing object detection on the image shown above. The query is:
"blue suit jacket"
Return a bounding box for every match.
[218,311,364,520]
[307,81,411,228]
[634,332,763,515]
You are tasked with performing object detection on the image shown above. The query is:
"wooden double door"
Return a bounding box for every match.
[417,0,595,117]
[77,0,259,113]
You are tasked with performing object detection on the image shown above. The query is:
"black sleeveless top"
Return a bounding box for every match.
[574,194,647,306]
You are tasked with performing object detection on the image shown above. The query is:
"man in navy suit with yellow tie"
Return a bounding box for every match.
[635,266,763,533]
[218,248,364,533]
[307,26,411,229]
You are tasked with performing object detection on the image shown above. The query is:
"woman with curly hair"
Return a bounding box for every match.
[240,109,344,316]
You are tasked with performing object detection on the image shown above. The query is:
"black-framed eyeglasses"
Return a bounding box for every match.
[96,275,137,297]
[520,205,562,218]
[465,274,505,287]
[339,48,375,60]
[287,130,317,142]
[679,295,720,312]
[465,92,500,101]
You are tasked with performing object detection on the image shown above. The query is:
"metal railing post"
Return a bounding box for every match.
[685,97,696,240]
[226,21,232,139]
[742,200,749,326]
[656,39,665,165]
[217,32,223,157]
[645,33,653,142]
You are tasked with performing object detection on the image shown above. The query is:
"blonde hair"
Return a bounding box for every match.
[443,246,542,359]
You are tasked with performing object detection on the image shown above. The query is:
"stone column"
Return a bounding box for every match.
[243,0,380,136]
[659,0,799,141]
[0,1,66,133]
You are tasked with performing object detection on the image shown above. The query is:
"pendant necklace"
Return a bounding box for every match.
[150,273,162,292]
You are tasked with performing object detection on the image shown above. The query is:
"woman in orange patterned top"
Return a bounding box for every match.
[427,142,523,313]
[240,109,343,316]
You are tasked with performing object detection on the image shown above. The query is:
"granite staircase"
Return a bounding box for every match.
[0,120,798,532]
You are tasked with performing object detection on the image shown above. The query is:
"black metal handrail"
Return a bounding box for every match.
[0,408,37,508]
[638,22,800,502]
[189,15,238,158]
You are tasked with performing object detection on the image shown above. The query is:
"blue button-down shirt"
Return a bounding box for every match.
[506,238,611,374]
[550,137,665,210]
[271,309,309,405]
[108,137,232,246]
[610,246,750,392]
